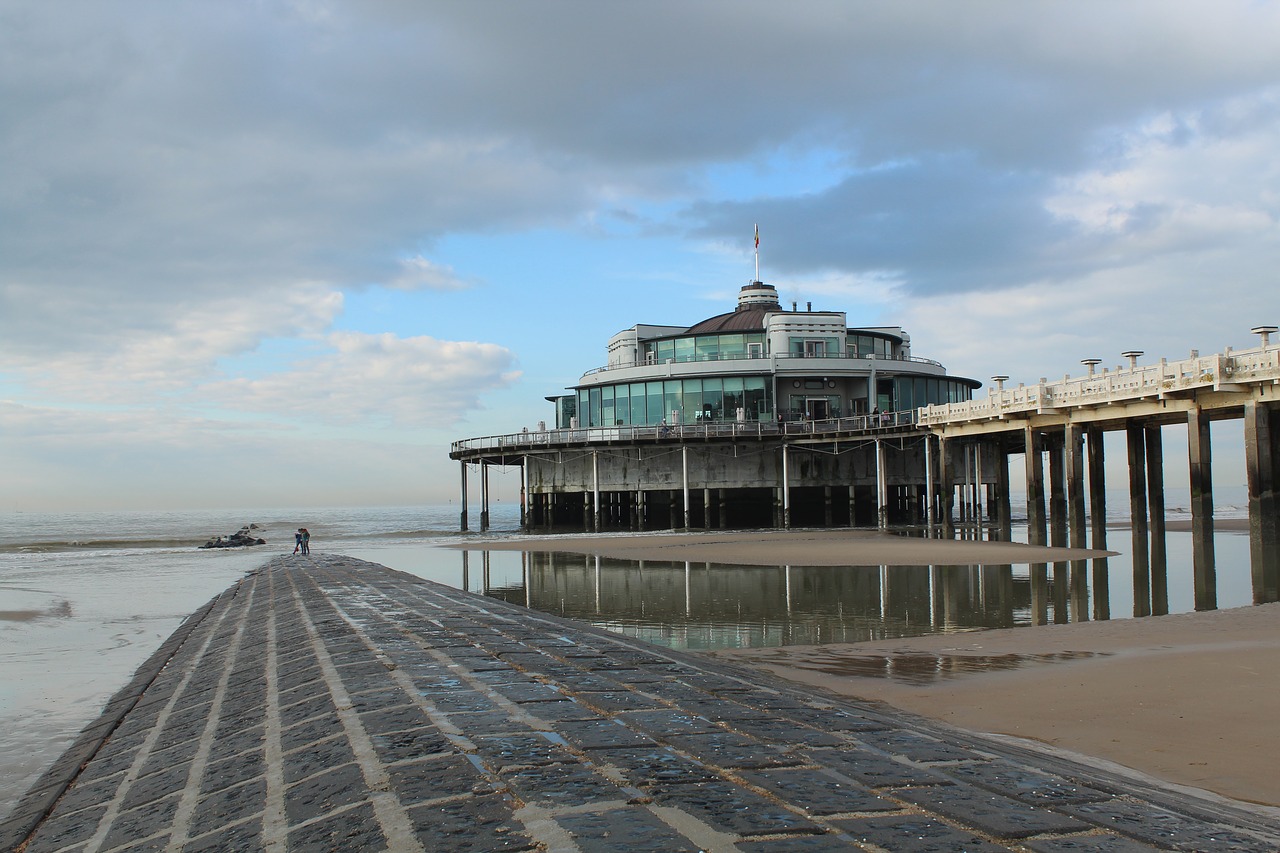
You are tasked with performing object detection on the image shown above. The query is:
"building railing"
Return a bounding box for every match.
[917,340,1280,427]
[581,351,943,377]
[450,410,921,455]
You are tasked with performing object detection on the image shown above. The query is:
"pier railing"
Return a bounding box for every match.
[918,340,1280,426]
[450,409,920,456]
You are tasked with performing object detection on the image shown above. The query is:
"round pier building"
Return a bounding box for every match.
[451,281,982,531]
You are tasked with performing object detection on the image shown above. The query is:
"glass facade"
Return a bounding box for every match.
[570,324,973,428]
[644,333,766,364]
[788,336,840,357]
[576,373,972,427]
[846,334,896,358]
[892,376,971,410]
[578,377,773,427]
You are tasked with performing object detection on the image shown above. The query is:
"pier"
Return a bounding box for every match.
[453,331,1280,610]
[9,555,1280,852]
[920,328,1280,611]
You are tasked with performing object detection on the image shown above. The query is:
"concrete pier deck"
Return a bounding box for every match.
[6,555,1280,852]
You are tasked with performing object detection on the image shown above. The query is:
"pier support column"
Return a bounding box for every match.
[1024,426,1046,547]
[1064,424,1087,548]
[1086,425,1110,620]
[1187,407,1217,610]
[1145,424,1168,615]
[781,444,792,529]
[994,441,1012,542]
[520,457,529,531]
[940,435,955,538]
[681,446,691,530]
[459,461,469,532]
[480,461,490,532]
[924,434,936,530]
[1244,400,1280,603]
[972,443,985,526]
[1065,422,1089,622]
[1048,434,1067,548]
[876,439,888,529]
[1127,422,1152,616]
[592,452,601,532]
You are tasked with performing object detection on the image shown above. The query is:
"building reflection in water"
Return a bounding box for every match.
[450,528,1254,652]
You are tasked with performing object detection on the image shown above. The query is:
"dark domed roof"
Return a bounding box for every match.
[685,281,781,334]
[686,307,772,334]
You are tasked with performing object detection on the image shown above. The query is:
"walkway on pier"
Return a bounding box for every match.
[7,555,1280,852]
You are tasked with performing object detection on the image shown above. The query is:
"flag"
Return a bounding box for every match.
[754,224,759,249]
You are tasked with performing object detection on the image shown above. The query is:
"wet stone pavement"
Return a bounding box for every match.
[6,555,1280,852]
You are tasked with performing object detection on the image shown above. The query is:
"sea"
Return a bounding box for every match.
[0,490,1256,818]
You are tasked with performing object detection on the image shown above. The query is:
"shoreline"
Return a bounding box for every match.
[458,527,1277,808]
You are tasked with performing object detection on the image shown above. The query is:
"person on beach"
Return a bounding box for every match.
[300,527,310,555]
[293,529,303,554]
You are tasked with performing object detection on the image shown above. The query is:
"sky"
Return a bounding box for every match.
[3,1,1280,512]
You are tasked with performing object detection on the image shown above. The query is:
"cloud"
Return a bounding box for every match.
[1046,88,1280,258]
[202,331,520,428]
[385,256,474,292]
[0,400,455,510]
[5,1,1280,508]
[691,154,1071,294]
[2,284,345,402]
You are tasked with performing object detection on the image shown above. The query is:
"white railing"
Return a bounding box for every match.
[581,351,943,376]
[917,341,1280,427]
[450,410,920,455]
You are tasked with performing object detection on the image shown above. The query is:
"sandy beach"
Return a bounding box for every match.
[467,529,1280,810]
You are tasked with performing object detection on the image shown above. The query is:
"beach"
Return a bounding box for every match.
[468,528,1280,810]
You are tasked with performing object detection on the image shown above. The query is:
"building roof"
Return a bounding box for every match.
[683,281,781,335]
[684,306,774,334]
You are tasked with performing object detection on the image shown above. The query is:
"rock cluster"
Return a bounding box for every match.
[199,524,266,549]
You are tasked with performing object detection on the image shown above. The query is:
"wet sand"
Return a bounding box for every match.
[714,603,1280,809]
[467,529,1279,809]
[469,527,1114,566]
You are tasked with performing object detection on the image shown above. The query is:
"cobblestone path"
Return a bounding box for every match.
[6,554,1280,852]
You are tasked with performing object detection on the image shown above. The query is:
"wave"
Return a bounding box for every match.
[0,527,515,555]
[0,536,237,554]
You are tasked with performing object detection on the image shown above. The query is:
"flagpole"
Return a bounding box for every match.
[754,224,759,282]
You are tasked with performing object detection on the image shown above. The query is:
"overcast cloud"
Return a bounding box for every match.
[2,0,1278,509]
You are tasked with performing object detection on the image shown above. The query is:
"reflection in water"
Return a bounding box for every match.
[484,556,1021,650]
[432,526,1256,652]
[779,650,1110,684]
